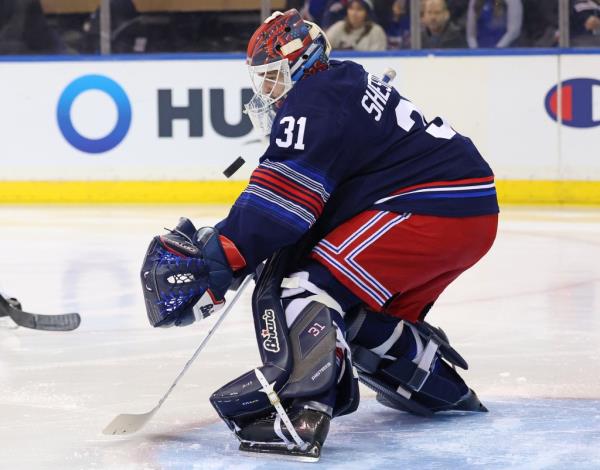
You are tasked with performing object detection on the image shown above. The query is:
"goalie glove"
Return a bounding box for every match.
[141,217,246,327]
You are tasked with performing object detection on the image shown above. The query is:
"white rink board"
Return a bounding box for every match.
[0,53,598,181]
[0,59,267,181]
[326,54,599,182]
[558,54,600,180]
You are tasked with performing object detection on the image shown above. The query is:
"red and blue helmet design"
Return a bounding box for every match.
[247,9,330,81]
[244,10,331,135]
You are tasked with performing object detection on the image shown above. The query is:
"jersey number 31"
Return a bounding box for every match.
[276,116,307,150]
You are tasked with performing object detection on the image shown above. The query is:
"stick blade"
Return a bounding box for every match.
[12,310,81,331]
[102,409,157,435]
[0,295,81,331]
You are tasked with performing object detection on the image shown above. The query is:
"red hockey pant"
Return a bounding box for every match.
[310,211,498,322]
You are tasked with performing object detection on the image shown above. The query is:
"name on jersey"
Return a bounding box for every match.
[361,74,392,122]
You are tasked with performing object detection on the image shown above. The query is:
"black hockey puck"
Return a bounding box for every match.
[223,156,245,178]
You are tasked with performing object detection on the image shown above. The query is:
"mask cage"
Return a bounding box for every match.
[244,94,278,136]
[245,59,293,136]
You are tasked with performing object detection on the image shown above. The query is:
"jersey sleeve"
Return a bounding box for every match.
[217,101,347,271]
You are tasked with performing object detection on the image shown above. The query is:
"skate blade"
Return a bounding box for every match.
[239,441,321,463]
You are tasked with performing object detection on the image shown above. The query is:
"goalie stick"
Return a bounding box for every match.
[0,294,80,331]
[103,273,254,436]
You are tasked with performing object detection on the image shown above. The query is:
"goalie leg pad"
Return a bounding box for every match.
[211,253,359,456]
[211,252,338,423]
[347,307,487,416]
[210,301,337,457]
[279,270,359,418]
[210,300,338,428]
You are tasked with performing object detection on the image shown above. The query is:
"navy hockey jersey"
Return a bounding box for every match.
[217,60,499,271]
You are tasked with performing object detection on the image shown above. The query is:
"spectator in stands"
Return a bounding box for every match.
[372,0,396,25]
[466,0,523,48]
[321,1,352,29]
[570,0,600,46]
[287,1,326,24]
[446,0,469,27]
[0,0,68,54]
[520,0,557,47]
[326,0,388,50]
[385,0,411,49]
[84,0,148,53]
[286,0,308,13]
[422,0,467,48]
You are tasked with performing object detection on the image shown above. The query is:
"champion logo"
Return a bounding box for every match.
[544,78,600,128]
[261,309,280,353]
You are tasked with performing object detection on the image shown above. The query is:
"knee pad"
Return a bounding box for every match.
[280,271,359,418]
[347,308,487,417]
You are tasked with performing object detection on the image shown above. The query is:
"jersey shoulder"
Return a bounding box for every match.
[282,60,368,114]
[266,61,375,166]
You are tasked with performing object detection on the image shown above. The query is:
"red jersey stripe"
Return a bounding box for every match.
[391,176,495,196]
[251,172,324,214]
[250,175,323,217]
[253,169,325,212]
[254,167,325,208]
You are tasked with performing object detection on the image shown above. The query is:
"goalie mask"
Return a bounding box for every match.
[245,9,331,135]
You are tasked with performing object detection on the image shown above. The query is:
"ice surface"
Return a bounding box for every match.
[0,206,599,469]
[149,399,600,469]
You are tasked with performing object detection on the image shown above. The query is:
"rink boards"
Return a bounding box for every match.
[0,49,599,204]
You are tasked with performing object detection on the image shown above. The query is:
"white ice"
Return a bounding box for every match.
[0,206,599,469]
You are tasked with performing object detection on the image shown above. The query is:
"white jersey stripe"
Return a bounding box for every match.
[246,185,314,224]
[318,215,393,300]
[375,182,496,204]
[262,159,330,201]
[320,211,389,254]
[312,246,387,306]
[316,212,410,302]
[346,213,411,299]
[263,159,329,198]
[262,160,329,201]
[245,185,315,225]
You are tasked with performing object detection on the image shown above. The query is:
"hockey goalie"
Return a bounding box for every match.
[140,8,498,462]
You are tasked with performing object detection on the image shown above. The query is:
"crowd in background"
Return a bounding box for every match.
[297,0,598,50]
[0,0,599,55]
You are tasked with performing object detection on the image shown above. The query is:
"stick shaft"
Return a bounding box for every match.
[155,274,253,409]
[103,275,253,435]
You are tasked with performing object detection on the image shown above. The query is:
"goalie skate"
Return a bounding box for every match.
[237,408,330,463]
[239,441,322,463]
